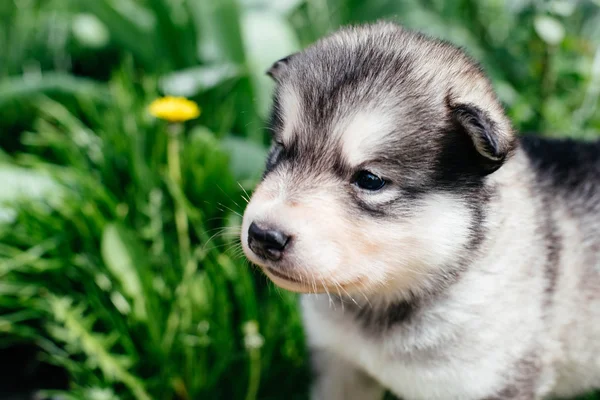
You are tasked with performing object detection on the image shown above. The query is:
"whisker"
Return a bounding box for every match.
[201,227,240,251]
[228,246,246,260]
[237,182,251,204]
[202,238,243,254]
[216,184,243,209]
[336,281,359,308]
[224,242,244,254]
[206,216,241,224]
[360,291,373,308]
[216,203,243,217]
[309,268,318,295]
[320,277,334,310]
[333,281,344,312]
[203,242,238,253]
[204,226,241,235]
[300,262,317,296]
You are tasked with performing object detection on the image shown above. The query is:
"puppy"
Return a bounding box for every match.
[241,22,600,400]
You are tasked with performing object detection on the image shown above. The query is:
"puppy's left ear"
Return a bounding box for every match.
[451,103,514,172]
[266,53,297,82]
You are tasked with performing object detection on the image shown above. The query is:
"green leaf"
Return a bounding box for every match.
[0,282,39,298]
[77,0,159,68]
[240,9,301,118]
[72,13,111,49]
[0,165,56,202]
[550,0,576,17]
[0,165,58,224]
[146,0,198,69]
[188,0,246,63]
[0,73,110,108]
[47,296,152,400]
[159,64,242,97]
[100,223,148,321]
[240,0,304,15]
[534,15,565,45]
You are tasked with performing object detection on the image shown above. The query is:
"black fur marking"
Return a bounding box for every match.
[539,191,561,304]
[351,196,392,218]
[519,135,600,298]
[264,143,284,175]
[266,90,284,136]
[342,297,418,332]
[292,36,418,132]
[465,187,491,253]
[518,136,588,304]
[520,135,600,201]
[483,355,540,400]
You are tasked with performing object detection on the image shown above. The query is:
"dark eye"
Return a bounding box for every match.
[353,170,386,191]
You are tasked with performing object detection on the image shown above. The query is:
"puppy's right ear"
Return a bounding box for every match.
[266,53,297,82]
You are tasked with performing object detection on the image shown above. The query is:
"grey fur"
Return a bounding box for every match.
[241,22,600,400]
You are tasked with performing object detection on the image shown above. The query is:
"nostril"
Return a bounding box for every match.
[248,222,290,261]
[248,222,267,247]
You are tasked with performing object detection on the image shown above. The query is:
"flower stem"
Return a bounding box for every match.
[245,347,261,400]
[243,321,263,400]
[167,124,191,270]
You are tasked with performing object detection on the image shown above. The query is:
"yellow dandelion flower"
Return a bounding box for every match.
[149,96,200,123]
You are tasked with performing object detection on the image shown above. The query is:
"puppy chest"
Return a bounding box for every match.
[305,311,504,400]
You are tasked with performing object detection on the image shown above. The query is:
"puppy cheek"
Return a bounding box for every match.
[320,221,393,290]
[344,221,413,290]
[289,198,400,290]
[405,194,473,267]
[354,194,474,288]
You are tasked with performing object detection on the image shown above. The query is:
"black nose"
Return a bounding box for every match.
[247,222,290,261]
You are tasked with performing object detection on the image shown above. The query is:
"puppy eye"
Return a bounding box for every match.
[353,170,386,191]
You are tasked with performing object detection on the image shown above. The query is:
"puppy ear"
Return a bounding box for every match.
[266,53,297,81]
[451,103,512,168]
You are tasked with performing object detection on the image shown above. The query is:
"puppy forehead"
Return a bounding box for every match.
[336,110,398,166]
[277,83,399,165]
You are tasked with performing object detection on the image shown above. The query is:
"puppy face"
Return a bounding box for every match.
[241,23,515,296]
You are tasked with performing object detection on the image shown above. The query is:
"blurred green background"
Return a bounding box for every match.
[0,0,599,399]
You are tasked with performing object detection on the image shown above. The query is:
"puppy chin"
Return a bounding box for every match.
[264,268,366,294]
[263,268,319,293]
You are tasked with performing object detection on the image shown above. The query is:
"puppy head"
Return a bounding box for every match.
[241,22,515,296]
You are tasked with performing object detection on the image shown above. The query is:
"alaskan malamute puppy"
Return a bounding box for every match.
[241,22,600,400]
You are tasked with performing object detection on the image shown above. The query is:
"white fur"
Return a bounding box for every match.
[278,86,302,144]
[337,110,397,166]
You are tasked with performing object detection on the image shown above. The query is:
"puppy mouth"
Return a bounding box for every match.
[264,266,302,283]
[263,265,369,295]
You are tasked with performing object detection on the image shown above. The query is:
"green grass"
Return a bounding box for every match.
[0,73,308,399]
[1,0,600,399]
